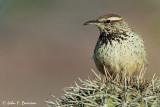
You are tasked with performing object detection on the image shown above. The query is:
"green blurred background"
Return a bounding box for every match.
[0,0,160,106]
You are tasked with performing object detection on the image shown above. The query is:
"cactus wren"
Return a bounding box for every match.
[84,14,147,77]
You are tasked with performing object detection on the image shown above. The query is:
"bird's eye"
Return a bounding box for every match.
[104,20,111,23]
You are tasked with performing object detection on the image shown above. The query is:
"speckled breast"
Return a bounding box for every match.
[93,31,147,76]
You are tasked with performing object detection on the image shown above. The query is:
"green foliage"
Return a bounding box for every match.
[46,69,160,107]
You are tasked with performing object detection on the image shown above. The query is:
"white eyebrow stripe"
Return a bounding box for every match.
[107,17,122,20]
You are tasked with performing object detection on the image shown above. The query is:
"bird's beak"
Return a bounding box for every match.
[83,20,100,26]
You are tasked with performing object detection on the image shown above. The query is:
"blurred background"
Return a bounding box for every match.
[0,0,160,106]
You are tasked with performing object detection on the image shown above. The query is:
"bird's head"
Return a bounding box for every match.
[84,14,130,34]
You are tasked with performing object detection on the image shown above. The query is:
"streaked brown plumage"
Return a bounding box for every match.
[84,14,147,77]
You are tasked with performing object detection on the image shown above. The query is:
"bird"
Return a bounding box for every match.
[83,14,147,77]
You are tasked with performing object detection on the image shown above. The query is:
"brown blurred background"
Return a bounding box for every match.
[0,0,160,106]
